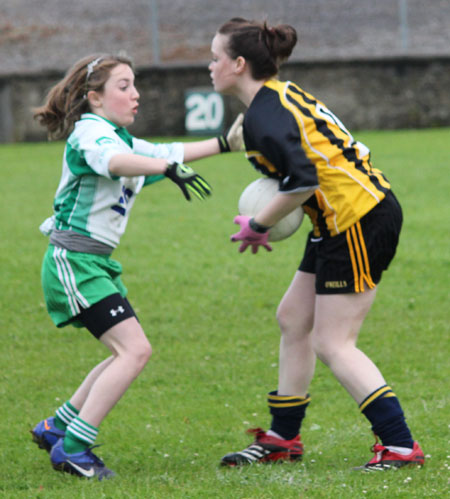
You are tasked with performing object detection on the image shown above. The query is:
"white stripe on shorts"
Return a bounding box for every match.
[53,247,78,315]
[53,247,89,314]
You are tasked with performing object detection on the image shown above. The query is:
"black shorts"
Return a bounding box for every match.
[299,190,403,294]
[76,293,138,339]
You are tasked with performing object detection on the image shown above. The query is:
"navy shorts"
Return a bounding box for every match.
[299,190,403,294]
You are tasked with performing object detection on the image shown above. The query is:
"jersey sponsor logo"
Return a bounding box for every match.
[110,306,125,317]
[111,186,134,216]
[325,280,348,289]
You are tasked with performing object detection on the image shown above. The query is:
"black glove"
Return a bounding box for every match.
[164,162,212,201]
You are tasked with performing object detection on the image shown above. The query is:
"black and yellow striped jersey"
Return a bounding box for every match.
[243,79,391,237]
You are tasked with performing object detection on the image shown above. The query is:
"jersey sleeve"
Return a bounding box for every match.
[70,121,130,179]
[245,98,319,193]
[132,138,184,188]
[132,138,184,164]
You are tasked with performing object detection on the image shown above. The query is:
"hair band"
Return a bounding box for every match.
[86,57,103,81]
[84,56,103,99]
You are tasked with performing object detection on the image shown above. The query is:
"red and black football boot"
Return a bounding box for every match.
[355,440,425,471]
[220,428,303,466]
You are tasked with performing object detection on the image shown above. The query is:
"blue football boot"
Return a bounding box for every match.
[50,439,115,480]
[31,417,65,453]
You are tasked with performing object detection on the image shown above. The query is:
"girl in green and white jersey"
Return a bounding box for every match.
[31,53,243,479]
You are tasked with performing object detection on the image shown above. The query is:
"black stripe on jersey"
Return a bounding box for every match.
[287,85,389,194]
[343,146,388,195]
[285,88,361,166]
[288,85,315,106]
[244,87,319,190]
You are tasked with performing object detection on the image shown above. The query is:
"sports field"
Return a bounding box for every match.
[1,127,449,497]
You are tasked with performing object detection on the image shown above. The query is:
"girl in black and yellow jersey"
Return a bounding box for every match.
[209,18,424,470]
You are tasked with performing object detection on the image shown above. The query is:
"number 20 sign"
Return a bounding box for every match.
[185,89,224,135]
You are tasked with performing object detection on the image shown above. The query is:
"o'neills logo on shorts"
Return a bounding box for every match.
[325,280,348,289]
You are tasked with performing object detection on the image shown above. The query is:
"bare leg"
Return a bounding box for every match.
[311,288,386,404]
[276,271,316,396]
[69,356,115,411]
[77,317,152,427]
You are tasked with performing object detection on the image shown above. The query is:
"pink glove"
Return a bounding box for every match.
[230,215,273,254]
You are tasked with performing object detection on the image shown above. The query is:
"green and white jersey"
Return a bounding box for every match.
[41,113,184,248]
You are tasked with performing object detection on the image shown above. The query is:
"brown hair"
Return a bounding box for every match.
[218,18,297,80]
[34,53,133,140]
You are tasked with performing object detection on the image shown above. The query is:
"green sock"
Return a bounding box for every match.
[63,416,99,454]
[63,433,89,454]
[54,401,79,431]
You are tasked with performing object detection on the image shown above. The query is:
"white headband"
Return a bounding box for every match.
[86,57,103,80]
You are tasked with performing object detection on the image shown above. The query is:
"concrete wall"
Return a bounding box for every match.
[1,56,449,143]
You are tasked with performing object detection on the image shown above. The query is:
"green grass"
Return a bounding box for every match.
[1,128,449,498]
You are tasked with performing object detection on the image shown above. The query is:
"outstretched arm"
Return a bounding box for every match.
[183,113,244,162]
[108,154,168,177]
[183,137,221,162]
[108,155,211,201]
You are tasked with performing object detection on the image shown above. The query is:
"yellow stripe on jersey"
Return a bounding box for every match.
[263,79,390,236]
[246,151,278,174]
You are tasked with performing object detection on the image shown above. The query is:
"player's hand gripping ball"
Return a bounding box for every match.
[238,177,304,242]
[230,215,273,254]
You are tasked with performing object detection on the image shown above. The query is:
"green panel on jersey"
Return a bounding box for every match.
[115,127,134,148]
[54,175,98,237]
[66,141,98,177]
[69,175,98,235]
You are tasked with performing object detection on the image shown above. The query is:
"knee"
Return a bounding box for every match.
[276,303,289,332]
[276,302,313,338]
[125,338,152,371]
[137,340,152,367]
[141,341,153,364]
[311,334,351,366]
[310,332,337,365]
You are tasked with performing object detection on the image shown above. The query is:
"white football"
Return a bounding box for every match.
[238,177,304,242]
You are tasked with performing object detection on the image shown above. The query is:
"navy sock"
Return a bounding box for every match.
[268,390,311,440]
[360,385,414,449]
